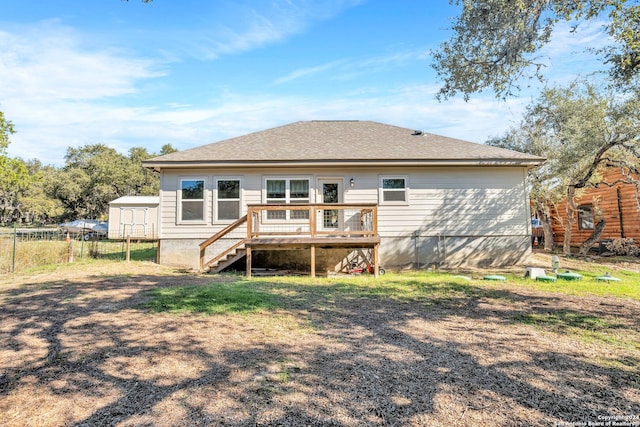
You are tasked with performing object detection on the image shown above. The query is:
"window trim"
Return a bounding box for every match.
[178,177,207,224]
[379,175,409,205]
[213,177,243,224]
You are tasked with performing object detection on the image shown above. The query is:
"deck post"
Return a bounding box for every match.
[372,207,378,236]
[309,206,316,237]
[246,246,252,278]
[373,243,379,278]
[310,245,316,278]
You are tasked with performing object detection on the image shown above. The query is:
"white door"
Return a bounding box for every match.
[318,179,343,230]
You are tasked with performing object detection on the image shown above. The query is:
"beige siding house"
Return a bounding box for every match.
[143,120,543,273]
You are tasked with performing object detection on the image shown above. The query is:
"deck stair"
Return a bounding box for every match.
[199,215,247,272]
[207,244,246,273]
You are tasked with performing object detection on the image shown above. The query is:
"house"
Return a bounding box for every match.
[550,168,640,248]
[107,196,160,240]
[142,120,543,275]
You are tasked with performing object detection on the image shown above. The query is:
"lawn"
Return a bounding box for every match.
[0,255,639,426]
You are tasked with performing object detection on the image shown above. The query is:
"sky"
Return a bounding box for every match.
[0,0,612,166]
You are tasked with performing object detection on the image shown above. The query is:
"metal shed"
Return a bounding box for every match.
[108,196,159,240]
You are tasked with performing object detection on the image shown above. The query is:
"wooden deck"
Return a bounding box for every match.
[200,204,381,277]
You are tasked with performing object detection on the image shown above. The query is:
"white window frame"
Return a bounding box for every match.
[263,176,311,221]
[214,177,243,223]
[379,175,409,205]
[178,177,207,224]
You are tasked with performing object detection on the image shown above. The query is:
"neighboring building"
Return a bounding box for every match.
[550,168,640,248]
[107,196,160,240]
[143,120,543,274]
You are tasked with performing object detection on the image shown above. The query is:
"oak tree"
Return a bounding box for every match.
[488,80,640,254]
[433,0,639,100]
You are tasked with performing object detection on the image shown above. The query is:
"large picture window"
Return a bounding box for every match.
[265,178,310,219]
[380,176,408,204]
[180,179,205,222]
[216,179,241,221]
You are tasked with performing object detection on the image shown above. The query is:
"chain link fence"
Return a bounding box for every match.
[0,226,158,274]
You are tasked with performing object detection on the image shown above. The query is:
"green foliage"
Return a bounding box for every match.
[0,107,168,224]
[18,161,64,223]
[488,79,640,253]
[0,112,32,223]
[48,144,160,220]
[0,111,15,154]
[603,4,640,85]
[160,143,178,155]
[433,0,639,100]
[0,158,30,198]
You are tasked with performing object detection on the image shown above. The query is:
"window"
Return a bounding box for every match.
[180,179,205,222]
[578,204,594,230]
[216,179,241,221]
[265,178,310,219]
[289,179,310,219]
[380,176,408,204]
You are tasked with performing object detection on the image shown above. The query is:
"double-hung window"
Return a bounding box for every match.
[380,176,408,204]
[216,178,241,221]
[265,178,310,220]
[180,179,205,222]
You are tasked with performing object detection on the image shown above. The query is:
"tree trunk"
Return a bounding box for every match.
[578,219,606,255]
[563,186,577,255]
[542,217,554,251]
[536,206,554,251]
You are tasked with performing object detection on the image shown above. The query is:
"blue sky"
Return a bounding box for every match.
[0,0,610,166]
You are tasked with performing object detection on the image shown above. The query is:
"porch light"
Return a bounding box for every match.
[350,178,355,188]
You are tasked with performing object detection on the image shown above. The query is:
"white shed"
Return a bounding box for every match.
[108,196,159,240]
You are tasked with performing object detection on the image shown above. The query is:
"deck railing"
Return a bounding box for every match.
[246,204,378,239]
[199,215,247,271]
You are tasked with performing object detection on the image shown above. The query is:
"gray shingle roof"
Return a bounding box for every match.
[144,120,543,167]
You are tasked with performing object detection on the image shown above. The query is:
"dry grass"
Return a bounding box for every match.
[0,257,639,426]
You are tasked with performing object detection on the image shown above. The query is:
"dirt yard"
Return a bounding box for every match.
[1,259,639,426]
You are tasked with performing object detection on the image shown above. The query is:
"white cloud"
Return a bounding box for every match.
[273,49,427,85]
[5,71,531,166]
[189,0,366,60]
[273,60,347,85]
[0,21,164,102]
[540,19,610,58]
[133,85,530,153]
[534,18,611,84]
[0,20,166,164]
